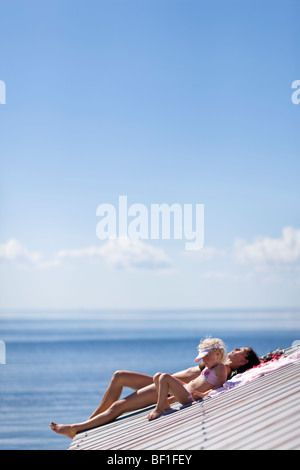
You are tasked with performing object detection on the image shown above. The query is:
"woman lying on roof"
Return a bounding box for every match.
[50,341,259,438]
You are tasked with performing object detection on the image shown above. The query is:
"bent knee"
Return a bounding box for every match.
[112,370,128,381]
[109,399,128,415]
[153,372,163,381]
[159,373,170,381]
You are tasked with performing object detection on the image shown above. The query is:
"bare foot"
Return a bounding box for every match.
[147,407,165,421]
[50,421,77,439]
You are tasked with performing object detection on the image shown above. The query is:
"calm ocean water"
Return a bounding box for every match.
[0,308,300,450]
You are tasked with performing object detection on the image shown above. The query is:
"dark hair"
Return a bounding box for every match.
[236,347,260,374]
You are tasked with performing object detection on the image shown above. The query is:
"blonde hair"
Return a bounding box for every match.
[197,337,227,363]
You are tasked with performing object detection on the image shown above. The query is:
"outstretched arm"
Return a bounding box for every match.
[172,366,202,383]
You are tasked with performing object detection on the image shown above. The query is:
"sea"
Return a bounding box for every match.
[0,308,299,450]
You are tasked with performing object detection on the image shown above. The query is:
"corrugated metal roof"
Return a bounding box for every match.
[69,345,300,450]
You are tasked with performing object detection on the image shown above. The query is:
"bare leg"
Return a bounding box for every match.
[152,372,171,412]
[89,370,153,419]
[50,382,159,438]
[147,374,192,421]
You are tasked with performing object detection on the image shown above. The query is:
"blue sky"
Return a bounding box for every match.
[0,0,300,310]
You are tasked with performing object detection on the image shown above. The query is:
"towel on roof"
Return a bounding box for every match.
[209,351,300,397]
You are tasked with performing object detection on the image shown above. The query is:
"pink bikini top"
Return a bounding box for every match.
[201,367,219,386]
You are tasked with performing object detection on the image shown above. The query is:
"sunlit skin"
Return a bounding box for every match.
[147,350,227,421]
[50,347,251,438]
[226,347,251,373]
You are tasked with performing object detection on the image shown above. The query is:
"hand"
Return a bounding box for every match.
[191,390,210,400]
[167,395,176,405]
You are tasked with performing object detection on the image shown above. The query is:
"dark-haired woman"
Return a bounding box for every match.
[50,346,259,438]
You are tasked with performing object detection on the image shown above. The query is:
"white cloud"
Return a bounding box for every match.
[234,227,300,269]
[182,245,227,261]
[57,238,172,272]
[0,238,172,272]
[0,239,42,267]
[201,270,232,280]
[3,227,299,277]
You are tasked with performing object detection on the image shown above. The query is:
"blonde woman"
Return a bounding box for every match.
[147,338,227,420]
[50,342,259,438]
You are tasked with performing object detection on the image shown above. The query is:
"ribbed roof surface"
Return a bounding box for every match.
[69,345,300,450]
